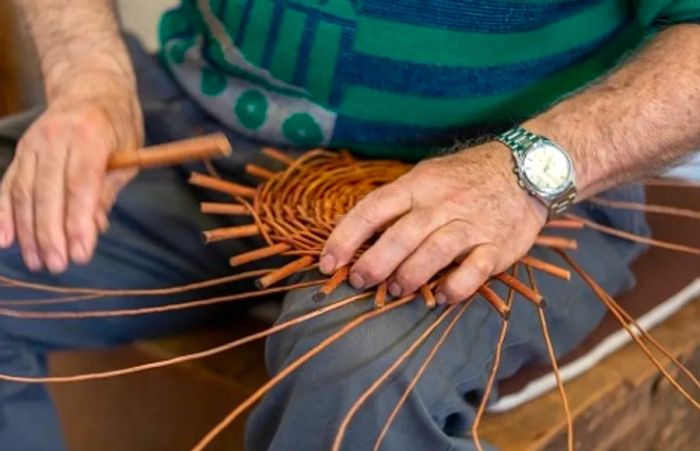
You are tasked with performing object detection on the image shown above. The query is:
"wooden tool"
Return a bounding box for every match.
[107,133,232,170]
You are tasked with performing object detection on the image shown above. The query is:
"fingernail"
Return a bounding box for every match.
[319,254,336,274]
[435,292,447,306]
[388,282,402,297]
[70,242,89,265]
[349,272,366,290]
[25,252,42,272]
[45,251,67,274]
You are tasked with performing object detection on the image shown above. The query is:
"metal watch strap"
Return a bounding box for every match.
[497,126,576,220]
[497,127,539,158]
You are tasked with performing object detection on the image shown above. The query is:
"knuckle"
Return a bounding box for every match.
[11,182,32,204]
[471,258,495,280]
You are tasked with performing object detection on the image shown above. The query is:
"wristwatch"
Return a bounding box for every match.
[497,126,577,220]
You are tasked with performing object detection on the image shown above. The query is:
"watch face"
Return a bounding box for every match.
[521,142,572,195]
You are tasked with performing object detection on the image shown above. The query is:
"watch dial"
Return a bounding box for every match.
[522,143,571,194]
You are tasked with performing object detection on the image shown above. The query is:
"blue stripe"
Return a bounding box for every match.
[234,0,254,46]
[261,1,286,69]
[328,25,357,107]
[360,0,604,32]
[332,116,508,148]
[338,25,623,98]
[292,14,319,86]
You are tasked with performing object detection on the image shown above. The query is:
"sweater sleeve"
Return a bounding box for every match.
[637,0,700,25]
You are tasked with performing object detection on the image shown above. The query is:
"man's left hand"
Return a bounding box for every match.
[320,143,547,305]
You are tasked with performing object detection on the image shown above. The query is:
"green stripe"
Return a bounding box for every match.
[222,0,249,41]
[339,26,648,127]
[286,0,357,20]
[269,9,306,84]
[354,0,626,67]
[239,0,275,66]
[306,21,343,104]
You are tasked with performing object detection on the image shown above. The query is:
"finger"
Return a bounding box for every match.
[390,221,478,297]
[0,163,18,248]
[34,142,70,273]
[436,244,499,305]
[349,209,441,290]
[11,150,42,271]
[320,184,412,274]
[95,209,110,234]
[65,142,110,265]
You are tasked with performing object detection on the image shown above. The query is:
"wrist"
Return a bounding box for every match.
[521,117,595,199]
[489,141,549,226]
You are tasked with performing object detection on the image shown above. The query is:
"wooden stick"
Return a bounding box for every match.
[313,266,349,302]
[519,255,571,280]
[262,147,296,166]
[256,256,315,289]
[332,305,456,451]
[191,294,417,451]
[373,299,473,451]
[246,164,277,180]
[569,214,700,255]
[189,172,256,198]
[525,266,574,451]
[374,281,388,308]
[589,197,700,221]
[229,243,291,267]
[534,235,578,250]
[420,284,436,310]
[0,291,372,384]
[544,218,585,229]
[492,272,544,307]
[202,224,266,244]
[559,251,700,410]
[477,285,511,319]
[200,202,250,216]
[107,133,231,170]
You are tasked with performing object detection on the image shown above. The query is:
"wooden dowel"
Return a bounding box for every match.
[256,256,315,289]
[229,243,291,267]
[262,147,296,166]
[492,272,544,307]
[477,285,511,319]
[246,164,277,180]
[374,281,388,308]
[107,133,231,170]
[534,235,578,250]
[200,202,250,216]
[313,266,349,302]
[544,218,585,229]
[519,255,571,280]
[202,224,266,244]
[420,284,436,310]
[189,172,256,198]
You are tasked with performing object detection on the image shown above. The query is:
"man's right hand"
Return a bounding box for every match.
[0,71,143,273]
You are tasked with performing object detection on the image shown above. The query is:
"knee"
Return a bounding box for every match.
[263,283,434,383]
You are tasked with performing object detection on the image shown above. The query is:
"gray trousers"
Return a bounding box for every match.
[0,37,649,451]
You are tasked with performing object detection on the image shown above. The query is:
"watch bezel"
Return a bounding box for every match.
[514,139,576,199]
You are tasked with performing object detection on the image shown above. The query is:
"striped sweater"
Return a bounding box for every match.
[159,0,700,160]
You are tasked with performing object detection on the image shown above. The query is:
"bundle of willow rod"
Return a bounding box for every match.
[0,136,698,451]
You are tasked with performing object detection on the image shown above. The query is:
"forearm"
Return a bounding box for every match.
[12,0,134,102]
[524,24,700,199]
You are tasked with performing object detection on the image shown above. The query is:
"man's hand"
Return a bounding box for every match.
[320,144,547,305]
[5,0,143,273]
[0,72,143,273]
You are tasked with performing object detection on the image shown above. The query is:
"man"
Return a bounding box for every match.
[0,0,698,450]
